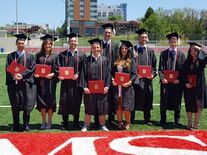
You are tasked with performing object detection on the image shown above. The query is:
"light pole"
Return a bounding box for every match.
[16,0,19,34]
[65,0,70,35]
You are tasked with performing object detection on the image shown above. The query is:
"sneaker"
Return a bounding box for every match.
[100,125,109,132]
[40,122,46,130]
[45,122,52,129]
[81,125,88,132]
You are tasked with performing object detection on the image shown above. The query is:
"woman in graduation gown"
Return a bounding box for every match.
[80,38,111,132]
[111,40,137,130]
[158,32,186,126]
[56,33,86,130]
[6,33,36,131]
[181,42,207,130]
[34,34,58,129]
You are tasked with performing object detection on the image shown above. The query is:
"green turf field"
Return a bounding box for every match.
[0,53,206,133]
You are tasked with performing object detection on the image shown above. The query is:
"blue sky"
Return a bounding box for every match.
[0,0,206,28]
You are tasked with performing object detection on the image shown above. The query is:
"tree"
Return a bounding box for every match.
[56,22,67,37]
[142,7,155,22]
[108,15,123,21]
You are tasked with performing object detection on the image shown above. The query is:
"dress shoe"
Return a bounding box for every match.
[174,121,182,127]
[23,124,31,132]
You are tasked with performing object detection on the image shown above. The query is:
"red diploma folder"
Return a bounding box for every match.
[35,64,51,77]
[59,67,74,79]
[137,65,152,78]
[7,60,27,75]
[88,80,104,94]
[187,74,197,87]
[163,70,179,83]
[114,72,130,85]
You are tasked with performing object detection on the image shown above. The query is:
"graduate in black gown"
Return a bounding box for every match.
[158,32,185,126]
[81,38,111,132]
[111,40,137,130]
[94,23,119,127]
[131,28,157,125]
[181,42,207,130]
[6,33,36,131]
[56,33,86,130]
[34,34,58,129]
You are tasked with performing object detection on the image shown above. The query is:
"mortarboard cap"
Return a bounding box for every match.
[40,34,58,41]
[14,33,31,41]
[120,40,133,48]
[187,41,202,47]
[166,32,181,40]
[88,38,102,45]
[66,33,81,39]
[101,23,114,30]
[135,28,149,35]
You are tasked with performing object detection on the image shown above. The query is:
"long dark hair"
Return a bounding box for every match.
[186,46,199,65]
[118,44,132,60]
[114,44,132,69]
[36,40,53,59]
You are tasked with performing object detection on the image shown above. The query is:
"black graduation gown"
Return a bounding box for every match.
[56,50,86,115]
[133,46,157,111]
[182,50,207,112]
[35,52,58,112]
[158,49,185,111]
[101,40,119,65]
[6,51,37,115]
[111,59,137,111]
[101,40,119,113]
[80,55,111,115]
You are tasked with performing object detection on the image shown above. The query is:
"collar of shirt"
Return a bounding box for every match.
[103,39,111,44]
[137,44,146,49]
[169,47,177,52]
[92,53,101,61]
[68,49,77,56]
[16,50,25,57]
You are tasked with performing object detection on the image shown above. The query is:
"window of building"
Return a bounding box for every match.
[85,28,96,36]
[84,21,96,26]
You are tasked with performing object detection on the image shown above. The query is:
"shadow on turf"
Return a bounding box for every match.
[131,120,187,130]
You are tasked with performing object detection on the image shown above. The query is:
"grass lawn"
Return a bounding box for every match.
[0,53,207,133]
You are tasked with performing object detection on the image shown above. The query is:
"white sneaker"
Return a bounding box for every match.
[40,122,46,130]
[81,125,88,132]
[45,122,52,129]
[100,125,109,132]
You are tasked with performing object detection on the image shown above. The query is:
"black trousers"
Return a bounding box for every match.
[131,110,151,123]
[12,109,30,127]
[160,109,180,123]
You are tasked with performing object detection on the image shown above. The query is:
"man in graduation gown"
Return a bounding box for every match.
[56,33,86,130]
[158,32,185,126]
[6,33,36,131]
[80,38,111,131]
[131,28,157,125]
[93,23,119,127]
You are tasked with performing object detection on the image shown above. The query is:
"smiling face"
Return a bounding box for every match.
[103,28,112,41]
[43,41,53,53]
[16,40,25,51]
[169,37,178,49]
[138,33,148,45]
[68,37,78,50]
[190,45,199,58]
[120,45,128,58]
[91,43,101,56]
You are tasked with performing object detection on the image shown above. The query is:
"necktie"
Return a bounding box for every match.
[138,46,143,53]
[170,50,175,58]
[68,51,72,57]
[103,42,108,49]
